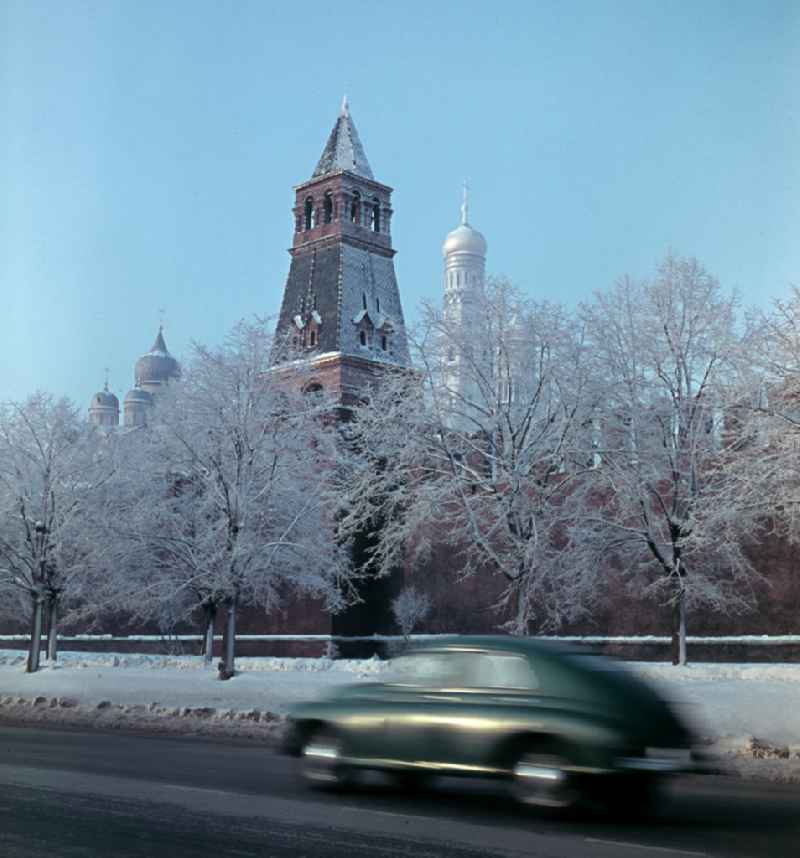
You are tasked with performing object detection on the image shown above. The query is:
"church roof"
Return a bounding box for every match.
[124,386,153,404]
[135,326,180,386]
[312,97,375,180]
[91,385,119,410]
[150,327,170,356]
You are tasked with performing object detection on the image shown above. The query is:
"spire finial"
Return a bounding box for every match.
[158,306,165,332]
[460,179,470,226]
[340,94,349,117]
[103,367,110,392]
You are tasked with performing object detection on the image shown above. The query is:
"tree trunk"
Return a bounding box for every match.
[46,594,59,663]
[671,589,687,666]
[26,594,44,674]
[201,603,216,665]
[218,594,237,680]
[514,585,527,636]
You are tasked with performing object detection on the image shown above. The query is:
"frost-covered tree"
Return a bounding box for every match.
[720,286,800,541]
[92,319,354,676]
[336,279,599,634]
[86,434,226,662]
[577,255,758,664]
[391,586,432,640]
[0,394,115,671]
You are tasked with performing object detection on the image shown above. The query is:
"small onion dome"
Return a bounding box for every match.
[124,387,153,406]
[134,327,180,388]
[92,388,119,410]
[442,223,487,258]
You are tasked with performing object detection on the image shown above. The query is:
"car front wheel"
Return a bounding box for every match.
[300,728,355,789]
[511,749,579,810]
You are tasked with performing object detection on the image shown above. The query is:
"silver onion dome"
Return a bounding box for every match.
[89,380,120,427]
[442,183,487,258]
[124,386,153,405]
[92,388,119,409]
[134,327,180,390]
[442,223,488,257]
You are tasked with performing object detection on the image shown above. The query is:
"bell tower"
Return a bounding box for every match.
[272,100,409,653]
[273,98,410,404]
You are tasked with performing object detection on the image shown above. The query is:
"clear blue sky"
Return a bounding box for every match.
[2,0,798,409]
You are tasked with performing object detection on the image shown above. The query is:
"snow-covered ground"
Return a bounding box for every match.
[0,650,381,714]
[1,651,799,781]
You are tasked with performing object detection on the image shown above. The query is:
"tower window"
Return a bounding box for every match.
[359,330,367,346]
[324,191,333,224]
[350,191,361,224]
[376,297,380,313]
[371,198,380,232]
[362,293,367,311]
[304,197,314,230]
[381,335,387,351]
[309,330,317,347]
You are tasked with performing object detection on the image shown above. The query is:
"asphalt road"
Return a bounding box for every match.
[1,726,798,858]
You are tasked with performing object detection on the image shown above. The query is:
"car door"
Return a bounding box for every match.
[377,650,474,769]
[438,651,543,769]
[381,649,542,772]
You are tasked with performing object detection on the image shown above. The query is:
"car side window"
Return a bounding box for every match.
[390,652,469,687]
[390,650,539,690]
[469,653,539,690]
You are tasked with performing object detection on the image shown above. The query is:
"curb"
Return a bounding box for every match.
[0,694,285,741]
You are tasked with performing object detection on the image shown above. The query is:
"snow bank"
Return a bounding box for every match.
[624,662,800,747]
[0,656,375,715]
[631,661,800,683]
[0,693,284,741]
[0,650,388,674]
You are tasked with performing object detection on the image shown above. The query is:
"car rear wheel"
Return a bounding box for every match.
[511,749,579,810]
[300,728,355,789]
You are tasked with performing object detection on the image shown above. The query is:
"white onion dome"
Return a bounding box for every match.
[442,222,487,258]
[134,327,180,388]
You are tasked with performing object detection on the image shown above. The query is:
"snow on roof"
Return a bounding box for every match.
[312,99,375,181]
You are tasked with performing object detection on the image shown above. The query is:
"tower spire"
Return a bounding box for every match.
[312,99,374,180]
[460,179,470,226]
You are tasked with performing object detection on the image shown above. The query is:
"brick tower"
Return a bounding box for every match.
[273,98,410,404]
[273,100,409,652]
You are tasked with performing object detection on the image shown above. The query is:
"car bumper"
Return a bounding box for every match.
[617,747,720,775]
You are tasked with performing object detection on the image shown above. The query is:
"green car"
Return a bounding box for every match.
[283,636,703,809]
